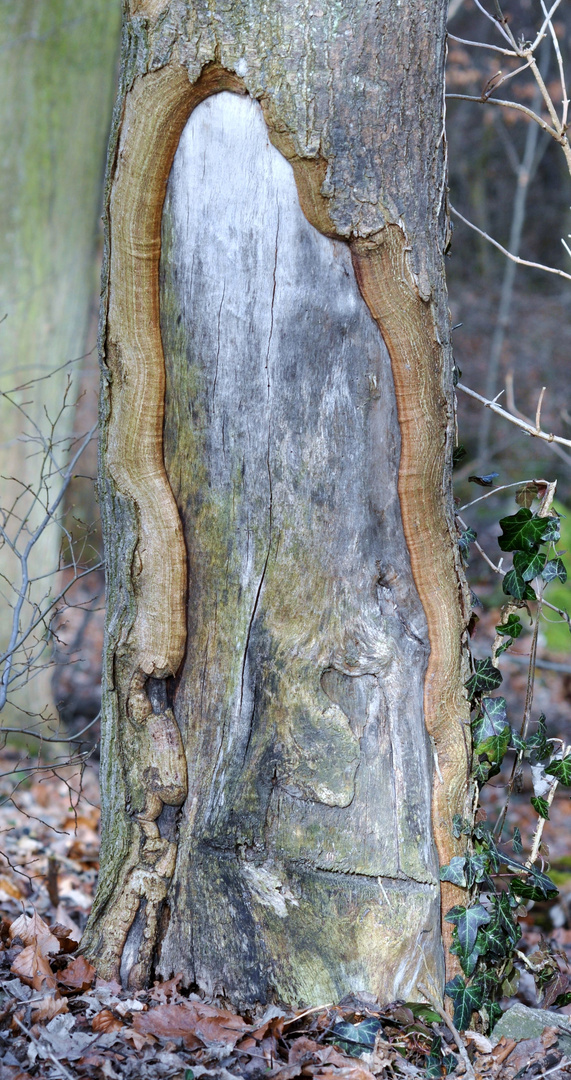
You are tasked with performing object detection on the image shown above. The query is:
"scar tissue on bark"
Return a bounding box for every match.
[102,58,470,984]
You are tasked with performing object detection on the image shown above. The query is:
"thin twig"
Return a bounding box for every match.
[417,984,475,1079]
[446,94,560,137]
[457,383,571,448]
[539,0,569,129]
[535,387,547,434]
[458,480,535,512]
[447,32,516,56]
[527,770,561,867]
[530,0,565,53]
[450,207,571,282]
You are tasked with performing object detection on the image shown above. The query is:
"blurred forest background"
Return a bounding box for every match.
[0,0,570,884]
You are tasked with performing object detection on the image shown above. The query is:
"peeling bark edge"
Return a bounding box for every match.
[89,55,471,986]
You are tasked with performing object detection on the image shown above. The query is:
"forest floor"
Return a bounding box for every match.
[2,618,571,1079]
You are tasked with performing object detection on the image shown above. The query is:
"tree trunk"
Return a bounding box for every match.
[84,0,472,1010]
[0,0,120,723]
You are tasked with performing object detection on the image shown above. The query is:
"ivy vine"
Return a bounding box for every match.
[442,480,571,1034]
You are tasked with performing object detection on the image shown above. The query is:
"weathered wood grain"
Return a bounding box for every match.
[156,92,441,1005]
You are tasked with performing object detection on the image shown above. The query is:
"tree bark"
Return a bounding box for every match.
[84,0,472,1010]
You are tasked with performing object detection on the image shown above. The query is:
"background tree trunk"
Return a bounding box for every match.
[0,0,120,724]
[84,0,472,1010]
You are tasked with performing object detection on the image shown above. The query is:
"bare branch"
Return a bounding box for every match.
[447,33,516,56]
[446,94,560,138]
[530,0,565,53]
[457,382,571,449]
[450,205,571,282]
[540,0,569,129]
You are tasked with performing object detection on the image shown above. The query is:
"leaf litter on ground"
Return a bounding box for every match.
[2,754,571,1078]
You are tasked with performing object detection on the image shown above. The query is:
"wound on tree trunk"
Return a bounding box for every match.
[83,0,472,1010]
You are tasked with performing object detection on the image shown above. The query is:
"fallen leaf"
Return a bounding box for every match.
[0,873,26,901]
[11,943,56,991]
[464,1030,494,1054]
[57,955,95,991]
[132,1000,248,1049]
[313,1069,377,1080]
[9,909,61,991]
[53,907,82,944]
[491,1036,518,1065]
[121,1028,155,1050]
[9,910,59,953]
[149,973,184,1003]
[95,977,123,995]
[77,1055,121,1080]
[31,994,69,1023]
[51,920,80,952]
[542,1027,560,1050]
[288,1037,322,1064]
[286,1039,377,1080]
[92,1008,123,1034]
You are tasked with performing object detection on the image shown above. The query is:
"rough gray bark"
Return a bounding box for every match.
[84,0,472,1010]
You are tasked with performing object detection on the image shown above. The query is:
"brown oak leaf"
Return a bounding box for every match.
[92,1008,123,1034]
[9,912,60,992]
[57,955,96,991]
[132,1001,247,1049]
[31,994,69,1023]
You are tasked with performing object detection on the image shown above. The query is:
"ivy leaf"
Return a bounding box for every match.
[498,508,549,553]
[473,697,508,743]
[487,1002,503,1030]
[531,795,550,819]
[459,527,477,563]
[491,892,521,949]
[465,659,503,701]
[540,517,561,543]
[464,852,491,886]
[545,755,571,786]
[446,903,491,959]
[510,869,558,902]
[512,827,522,854]
[473,760,492,785]
[502,963,521,998]
[468,473,499,487]
[476,920,510,960]
[331,1018,381,1056]
[514,549,545,583]
[475,729,510,767]
[502,567,536,601]
[495,614,523,639]
[440,856,467,887]
[526,716,551,764]
[458,526,476,552]
[510,728,527,752]
[445,974,485,1031]
[426,1035,456,1077]
[542,557,567,584]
